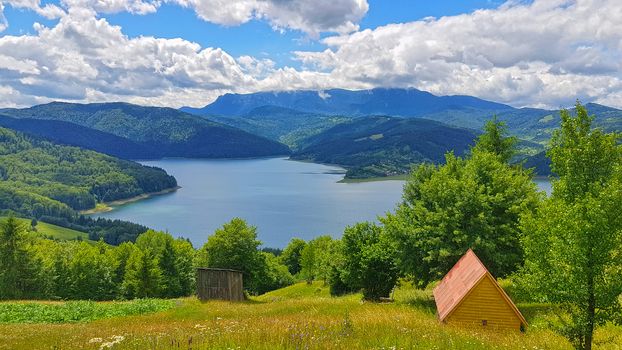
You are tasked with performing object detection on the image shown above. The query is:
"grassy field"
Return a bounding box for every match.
[2,216,90,242]
[3,282,614,350]
[34,220,90,241]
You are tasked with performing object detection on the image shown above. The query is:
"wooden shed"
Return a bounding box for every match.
[433,249,527,331]
[196,268,244,301]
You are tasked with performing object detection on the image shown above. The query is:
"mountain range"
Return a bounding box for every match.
[181,88,512,117]
[2,88,621,179]
[183,88,622,176]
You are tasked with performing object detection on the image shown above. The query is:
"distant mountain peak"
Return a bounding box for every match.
[181,88,514,117]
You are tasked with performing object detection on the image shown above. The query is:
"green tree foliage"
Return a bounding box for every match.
[200,218,292,294]
[135,231,195,298]
[122,247,162,299]
[254,252,295,294]
[334,222,399,300]
[0,222,197,300]
[383,119,539,287]
[0,127,176,217]
[521,103,622,350]
[299,235,342,283]
[280,238,307,275]
[173,238,197,297]
[471,116,517,163]
[0,216,41,299]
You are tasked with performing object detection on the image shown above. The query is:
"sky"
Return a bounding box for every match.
[0,0,620,109]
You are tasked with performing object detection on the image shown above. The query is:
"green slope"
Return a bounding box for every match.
[2,216,90,241]
[210,106,352,151]
[0,127,177,219]
[0,102,290,159]
[292,116,479,178]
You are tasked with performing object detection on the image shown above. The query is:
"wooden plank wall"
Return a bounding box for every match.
[196,268,244,301]
[446,275,522,330]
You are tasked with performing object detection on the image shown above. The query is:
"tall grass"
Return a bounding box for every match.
[0,283,582,349]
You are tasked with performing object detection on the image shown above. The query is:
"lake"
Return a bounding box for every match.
[96,158,405,248]
[95,157,552,248]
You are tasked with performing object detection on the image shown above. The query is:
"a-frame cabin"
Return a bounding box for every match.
[433,249,527,331]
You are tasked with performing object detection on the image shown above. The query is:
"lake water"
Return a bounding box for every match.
[96,158,405,248]
[95,157,552,248]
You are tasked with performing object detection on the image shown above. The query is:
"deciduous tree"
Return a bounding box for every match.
[521,103,622,350]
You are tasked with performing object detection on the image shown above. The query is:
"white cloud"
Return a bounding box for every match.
[0,10,259,105]
[0,4,7,32]
[54,0,368,37]
[0,0,621,110]
[294,0,622,108]
[60,0,159,15]
[1,0,369,36]
[160,0,368,37]
[0,0,65,31]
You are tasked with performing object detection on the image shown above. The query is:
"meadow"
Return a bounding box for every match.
[4,282,621,350]
[1,216,90,242]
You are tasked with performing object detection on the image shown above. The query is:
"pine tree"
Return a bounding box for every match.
[0,216,41,299]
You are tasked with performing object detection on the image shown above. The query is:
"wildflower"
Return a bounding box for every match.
[98,335,125,350]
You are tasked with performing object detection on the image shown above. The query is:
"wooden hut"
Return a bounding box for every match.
[196,268,244,301]
[433,249,527,331]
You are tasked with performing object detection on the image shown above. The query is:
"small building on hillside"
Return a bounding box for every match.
[196,268,244,301]
[433,249,527,331]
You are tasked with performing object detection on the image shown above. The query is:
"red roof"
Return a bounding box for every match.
[433,249,527,326]
[433,249,488,321]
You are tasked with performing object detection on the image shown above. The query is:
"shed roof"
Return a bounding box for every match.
[432,249,527,326]
[197,267,243,273]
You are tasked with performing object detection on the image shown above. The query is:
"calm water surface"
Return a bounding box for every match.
[96,157,552,247]
[96,158,405,247]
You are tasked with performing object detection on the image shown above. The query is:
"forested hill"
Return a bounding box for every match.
[210,106,352,150]
[292,116,479,178]
[0,127,177,219]
[0,116,152,159]
[184,89,622,149]
[0,102,290,159]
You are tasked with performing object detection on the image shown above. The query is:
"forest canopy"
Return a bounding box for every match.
[0,127,177,218]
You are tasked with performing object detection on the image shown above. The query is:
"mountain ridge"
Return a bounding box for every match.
[181,88,514,117]
[0,102,290,159]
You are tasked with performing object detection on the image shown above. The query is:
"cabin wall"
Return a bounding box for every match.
[196,269,244,301]
[446,276,522,330]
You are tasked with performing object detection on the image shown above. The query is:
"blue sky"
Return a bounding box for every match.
[2,0,505,68]
[0,0,619,109]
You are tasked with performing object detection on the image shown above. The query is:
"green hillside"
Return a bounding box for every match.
[292,116,479,178]
[0,127,177,219]
[211,106,352,150]
[2,216,90,242]
[31,220,90,241]
[0,102,290,159]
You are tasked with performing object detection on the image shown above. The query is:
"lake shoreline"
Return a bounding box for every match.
[338,174,409,183]
[80,186,181,215]
[129,154,292,163]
